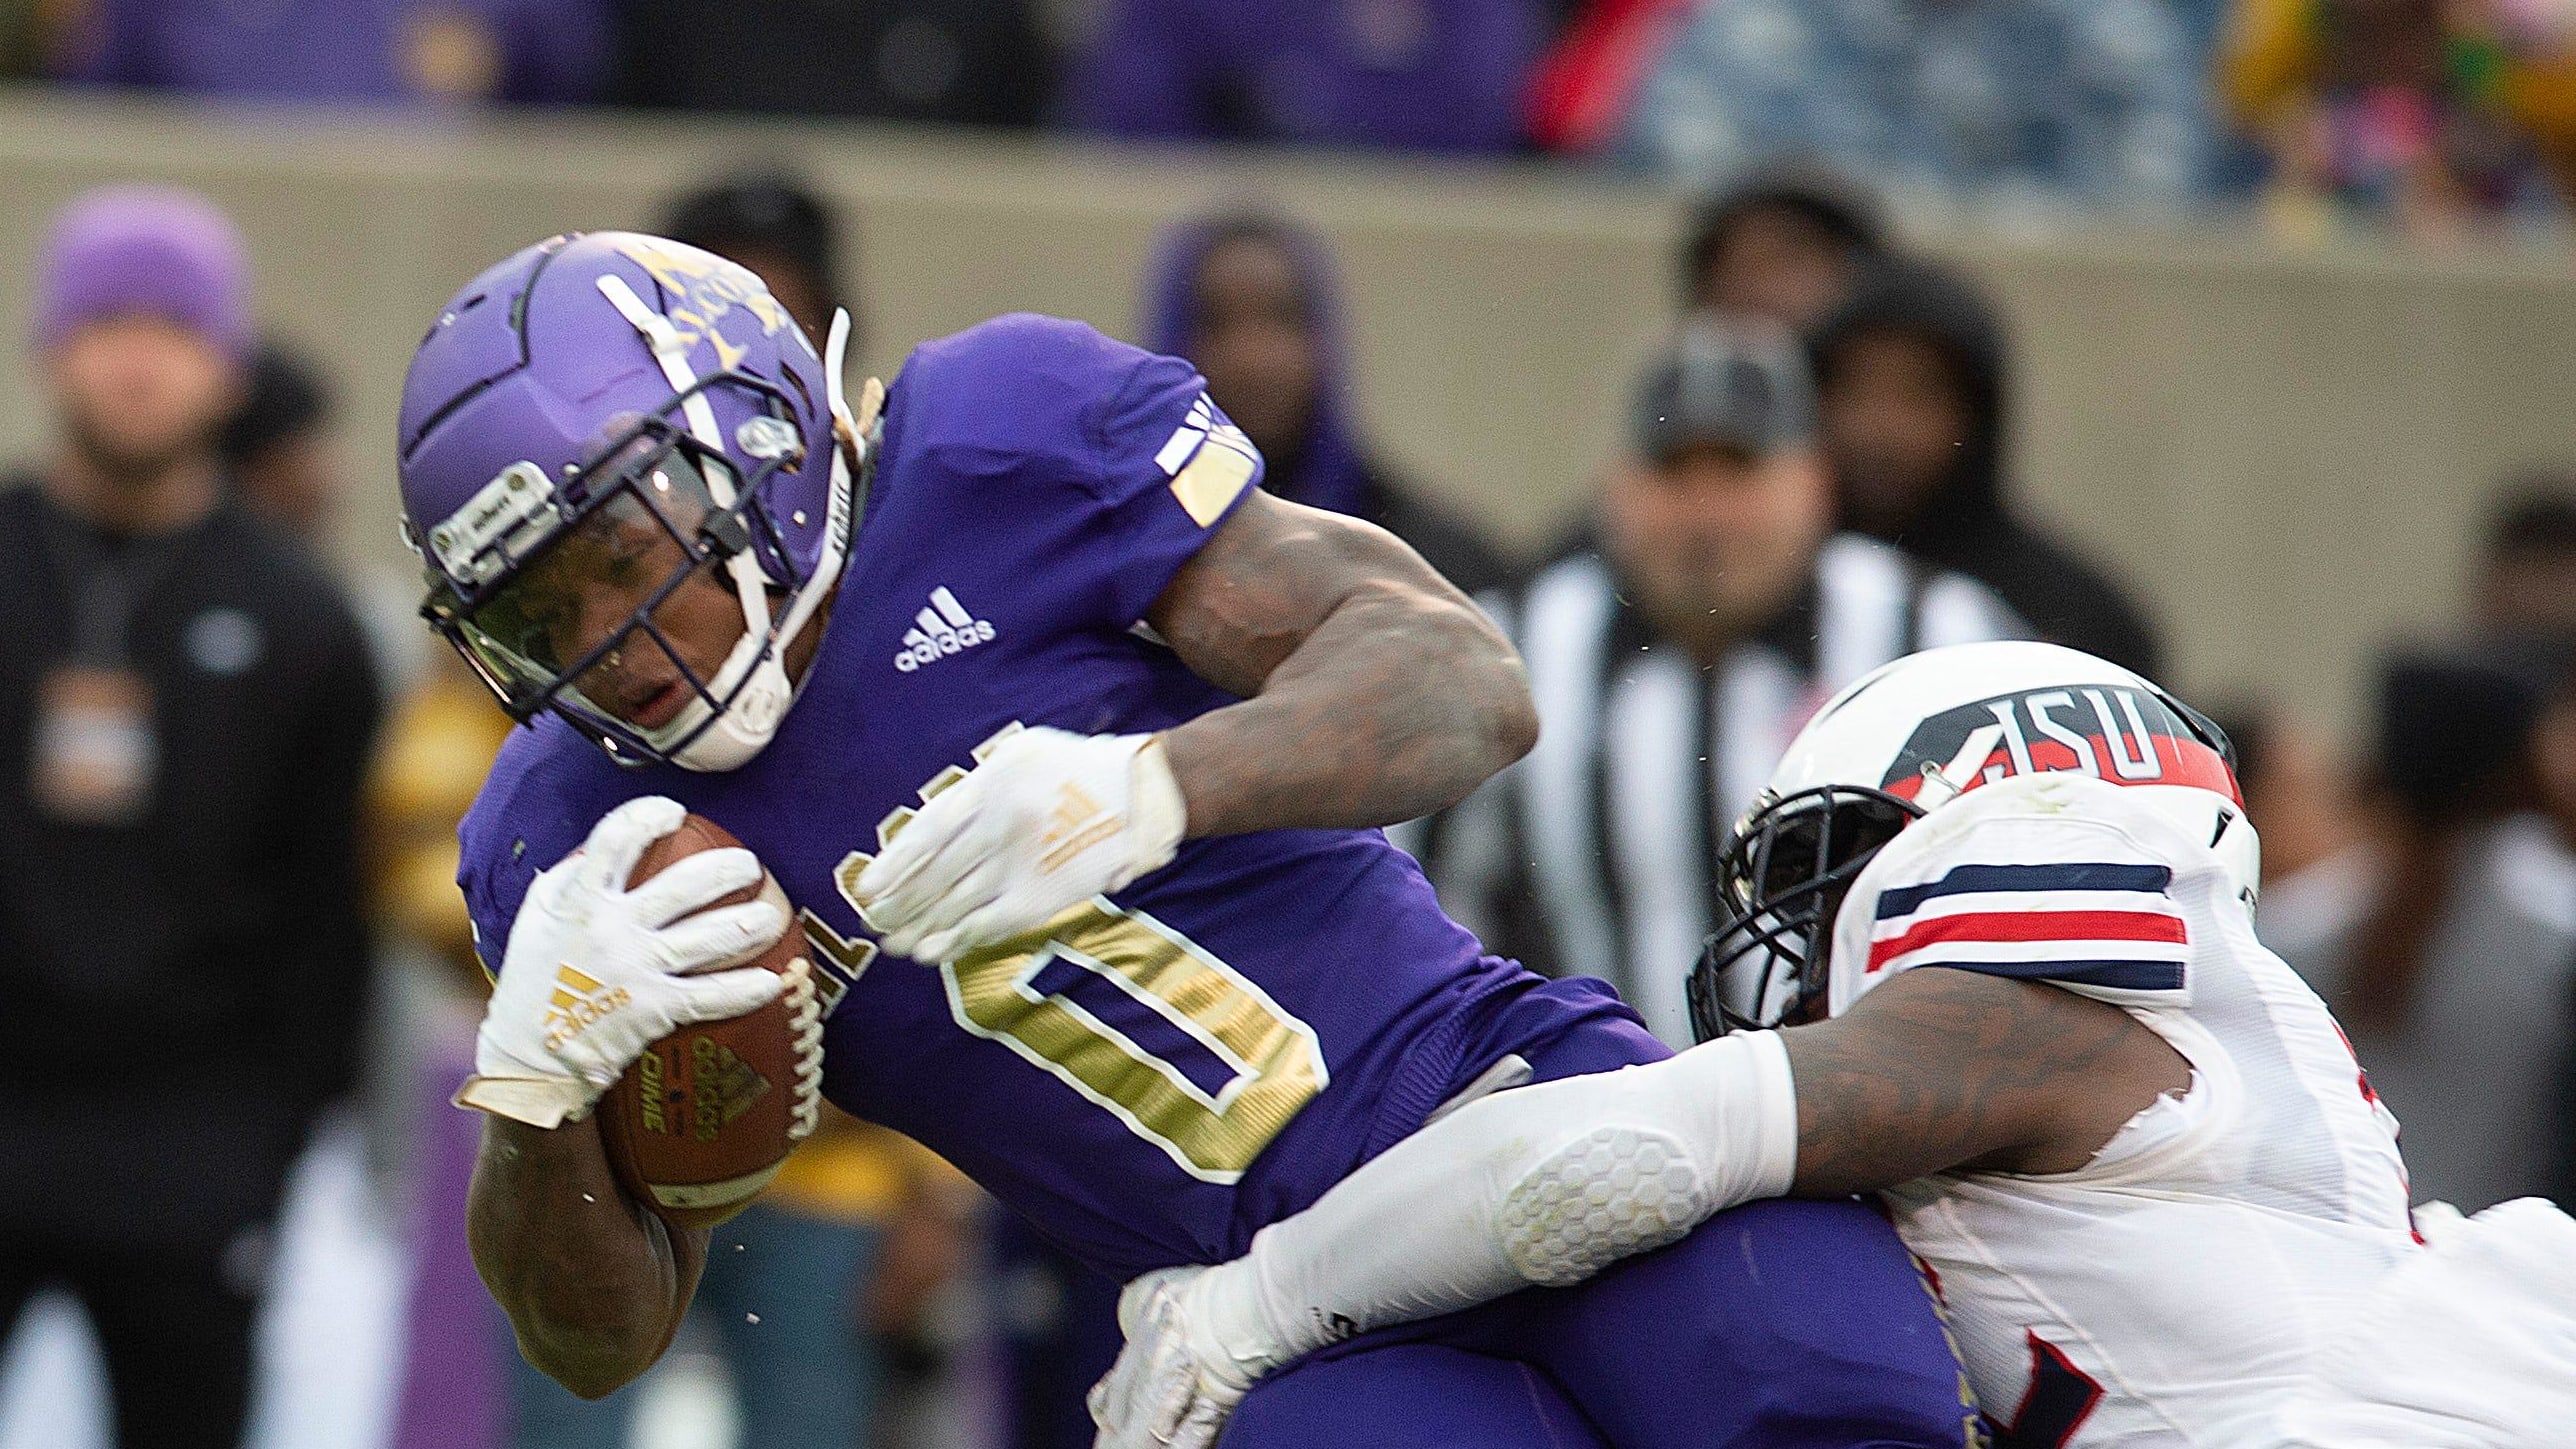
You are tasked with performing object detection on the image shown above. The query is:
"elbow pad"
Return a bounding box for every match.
[1233,1030,1799,1367]
[1486,1029,1798,1286]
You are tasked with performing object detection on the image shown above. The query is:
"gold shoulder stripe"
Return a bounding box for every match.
[1170,443,1256,527]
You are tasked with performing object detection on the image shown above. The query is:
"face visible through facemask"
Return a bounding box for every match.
[458,449,752,735]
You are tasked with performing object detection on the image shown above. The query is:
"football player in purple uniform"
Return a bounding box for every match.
[402,231,1979,1447]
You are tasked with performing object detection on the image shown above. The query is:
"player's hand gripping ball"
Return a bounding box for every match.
[456,797,824,1227]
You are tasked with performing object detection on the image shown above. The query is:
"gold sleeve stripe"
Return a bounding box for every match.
[1170,443,1257,527]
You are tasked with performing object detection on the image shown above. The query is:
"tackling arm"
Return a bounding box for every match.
[1784,962,2191,1191]
[1091,970,2186,1445]
[1147,488,1538,837]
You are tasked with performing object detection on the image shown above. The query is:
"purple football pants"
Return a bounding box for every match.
[1220,1009,1979,1449]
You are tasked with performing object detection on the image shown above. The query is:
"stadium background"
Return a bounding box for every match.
[3,5,2576,1444]
[3,90,2573,729]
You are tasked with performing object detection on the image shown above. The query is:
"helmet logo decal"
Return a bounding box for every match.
[1883,687,2239,805]
[612,237,789,358]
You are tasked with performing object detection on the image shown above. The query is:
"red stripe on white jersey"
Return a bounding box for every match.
[1867,909,2190,973]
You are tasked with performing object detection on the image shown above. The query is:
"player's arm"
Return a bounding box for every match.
[1782,964,2189,1190]
[1148,487,1537,836]
[1088,969,2186,1445]
[855,488,1535,963]
[455,797,790,1397]
[468,1118,708,1399]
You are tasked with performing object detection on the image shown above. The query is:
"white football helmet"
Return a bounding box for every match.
[1689,641,2255,1038]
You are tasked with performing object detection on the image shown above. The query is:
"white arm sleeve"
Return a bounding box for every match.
[1191,1030,1799,1377]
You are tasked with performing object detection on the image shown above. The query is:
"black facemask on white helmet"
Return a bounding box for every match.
[1688,641,2249,1041]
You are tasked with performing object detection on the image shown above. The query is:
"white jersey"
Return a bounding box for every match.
[1827,773,2420,1448]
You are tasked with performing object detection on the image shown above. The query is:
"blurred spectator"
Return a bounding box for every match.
[218,342,336,544]
[371,651,517,1449]
[49,0,607,105]
[2295,481,2576,1026]
[1435,319,2026,1040]
[1810,256,2166,678]
[992,1216,1123,1449]
[1141,211,1513,597]
[661,170,854,353]
[2474,471,2576,639]
[1543,0,2210,208]
[0,185,379,1449]
[1063,0,1547,153]
[219,338,434,695]
[2221,0,2576,238]
[615,0,1047,124]
[2289,644,2576,1211]
[2226,701,2366,888]
[2208,697,2373,959]
[1681,162,1891,330]
[1,0,54,76]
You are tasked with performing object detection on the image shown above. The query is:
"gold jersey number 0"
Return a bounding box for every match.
[826,725,1329,1184]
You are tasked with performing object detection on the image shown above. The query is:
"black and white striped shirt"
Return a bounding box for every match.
[1433,533,2030,1042]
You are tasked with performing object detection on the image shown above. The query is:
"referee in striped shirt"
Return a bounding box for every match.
[1437,318,2030,1041]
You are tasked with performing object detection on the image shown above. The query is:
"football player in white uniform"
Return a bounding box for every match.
[1089,641,2576,1449]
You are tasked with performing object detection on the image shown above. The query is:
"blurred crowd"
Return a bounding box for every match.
[4,85,2576,1449]
[8,1,2576,238]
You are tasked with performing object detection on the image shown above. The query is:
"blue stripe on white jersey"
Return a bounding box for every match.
[1873,861,2175,920]
[1860,857,2191,1003]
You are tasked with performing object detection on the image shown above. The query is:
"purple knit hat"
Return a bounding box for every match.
[36,185,252,359]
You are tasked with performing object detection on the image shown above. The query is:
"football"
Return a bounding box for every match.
[595,813,823,1230]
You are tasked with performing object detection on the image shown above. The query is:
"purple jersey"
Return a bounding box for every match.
[460,315,1615,1276]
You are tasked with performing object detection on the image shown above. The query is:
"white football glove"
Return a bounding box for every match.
[1087,1265,1282,1449]
[853,726,1186,962]
[456,795,790,1129]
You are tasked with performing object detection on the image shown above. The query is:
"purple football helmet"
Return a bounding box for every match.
[397,231,864,770]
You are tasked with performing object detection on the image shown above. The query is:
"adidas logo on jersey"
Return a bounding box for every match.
[894,586,996,673]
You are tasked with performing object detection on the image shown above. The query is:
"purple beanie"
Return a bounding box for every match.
[36,185,252,359]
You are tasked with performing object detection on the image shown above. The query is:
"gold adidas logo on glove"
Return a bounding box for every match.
[542,964,632,1052]
[1039,781,1120,873]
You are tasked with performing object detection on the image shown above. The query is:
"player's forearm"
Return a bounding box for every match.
[1777,966,2178,1194]
[1163,584,1536,837]
[1189,1035,1798,1379]
[467,1117,705,1398]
